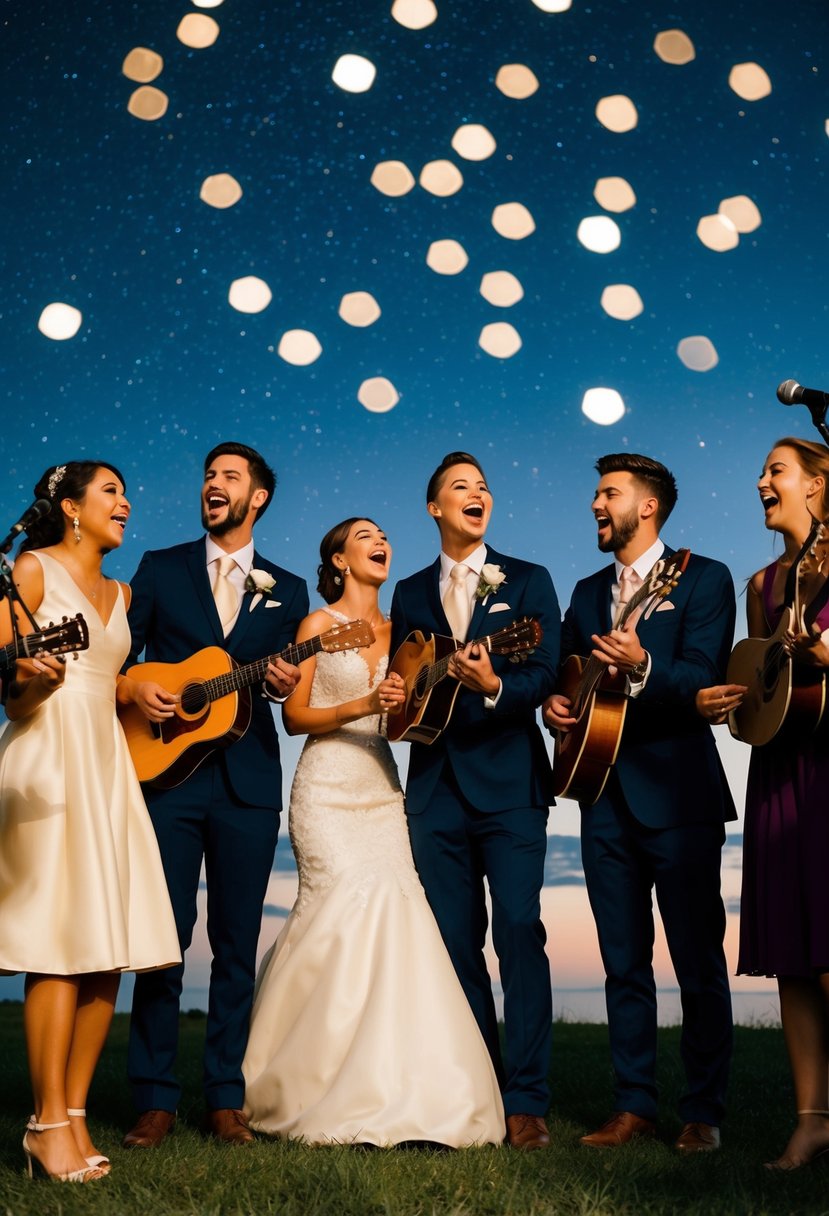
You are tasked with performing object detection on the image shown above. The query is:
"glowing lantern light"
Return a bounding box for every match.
[718,195,761,233]
[593,176,636,212]
[127,86,168,121]
[653,29,696,65]
[600,285,644,320]
[426,239,468,275]
[577,216,621,253]
[370,161,415,197]
[480,271,524,307]
[339,292,381,327]
[38,303,83,341]
[595,95,638,132]
[228,277,272,314]
[696,214,739,252]
[332,54,376,93]
[491,202,535,239]
[419,160,463,196]
[390,0,437,30]
[582,388,626,425]
[451,124,496,161]
[677,336,719,372]
[122,47,164,83]
[479,322,522,358]
[495,64,539,99]
[278,330,322,366]
[729,62,772,101]
[200,174,243,209]
[358,377,399,412]
[176,14,220,48]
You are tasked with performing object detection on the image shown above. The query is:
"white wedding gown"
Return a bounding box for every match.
[242,618,505,1146]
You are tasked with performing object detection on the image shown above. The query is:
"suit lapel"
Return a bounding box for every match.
[597,565,615,634]
[426,557,452,635]
[468,545,498,639]
[186,541,225,644]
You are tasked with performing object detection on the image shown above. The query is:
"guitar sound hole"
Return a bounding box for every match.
[180,684,209,715]
[414,669,429,700]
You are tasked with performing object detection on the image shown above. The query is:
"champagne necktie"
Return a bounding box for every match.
[616,565,643,624]
[443,563,472,642]
[212,555,239,633]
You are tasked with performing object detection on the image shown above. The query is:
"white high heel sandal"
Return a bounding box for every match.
[67,1107,111,1174]
[23,1117,106,1182]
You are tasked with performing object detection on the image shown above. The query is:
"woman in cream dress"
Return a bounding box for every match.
[0,461,179,1182]
[242,518,504,1147]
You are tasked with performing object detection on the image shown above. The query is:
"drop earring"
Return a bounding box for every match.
[73,515,81,544]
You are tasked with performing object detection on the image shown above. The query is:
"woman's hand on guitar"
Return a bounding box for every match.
[543,693,576,734]
[371,672,406,716]
[134,680,179,722]
[787,626,829,668]
[695,683,746,723]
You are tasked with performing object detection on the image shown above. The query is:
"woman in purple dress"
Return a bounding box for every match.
[698,436,829,1169]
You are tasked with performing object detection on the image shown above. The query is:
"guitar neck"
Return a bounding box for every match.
[202,635,324,702]
[424,629,508,692]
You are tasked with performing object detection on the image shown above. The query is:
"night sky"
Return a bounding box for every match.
[2,0,828,1006]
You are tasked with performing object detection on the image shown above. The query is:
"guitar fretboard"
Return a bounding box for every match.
[202,636,324,702]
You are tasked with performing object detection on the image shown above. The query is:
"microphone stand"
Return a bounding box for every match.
[0,533,43,670]
[800,399,829,446]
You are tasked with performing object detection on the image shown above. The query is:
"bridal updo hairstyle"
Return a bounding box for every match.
[19,461,126,552]
[317,517,380,604]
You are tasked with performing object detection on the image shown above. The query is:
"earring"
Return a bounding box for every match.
[333,574,342,586]
[73,515,82,544]
[344,565,350,576]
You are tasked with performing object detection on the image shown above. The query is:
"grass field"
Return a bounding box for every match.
[0,1003,826,1216]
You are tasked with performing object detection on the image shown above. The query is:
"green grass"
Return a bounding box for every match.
[0,1004,826,1216]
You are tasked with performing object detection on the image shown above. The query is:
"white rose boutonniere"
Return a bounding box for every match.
[245,568,277,612]
[476,563,507,601]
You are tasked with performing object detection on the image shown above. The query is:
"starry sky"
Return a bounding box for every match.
[2,0,828,1010]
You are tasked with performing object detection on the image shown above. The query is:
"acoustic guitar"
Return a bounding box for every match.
[387,617,542,744]
[728,520,827,746]
[1,613,90,671]
[120,618,375,788]
[552,549,691,805]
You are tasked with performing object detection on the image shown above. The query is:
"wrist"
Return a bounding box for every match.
[629,653,649,681]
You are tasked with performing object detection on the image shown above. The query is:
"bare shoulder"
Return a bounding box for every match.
[747,567,766,598]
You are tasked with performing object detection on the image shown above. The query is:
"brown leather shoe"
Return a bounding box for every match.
[675,1122,720,1153]
[580,1111,656,1148]
[122,1109,176,1149]
[506,1114,550,1150]
[204,1108,255,1145]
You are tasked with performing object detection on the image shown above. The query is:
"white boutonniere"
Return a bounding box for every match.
[476,563,507,601]
[246,568,276,612]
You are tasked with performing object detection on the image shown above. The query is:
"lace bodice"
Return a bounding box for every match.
[309,607,387,737]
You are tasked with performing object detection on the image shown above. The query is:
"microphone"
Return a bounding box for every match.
[777,380,829,412]
[0,499,52,554]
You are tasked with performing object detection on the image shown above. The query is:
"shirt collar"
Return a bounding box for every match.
[614,537,665,583]
[440,542,488,581]
[205,535,255,573]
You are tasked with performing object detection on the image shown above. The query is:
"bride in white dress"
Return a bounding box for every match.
[242,518,504,1147]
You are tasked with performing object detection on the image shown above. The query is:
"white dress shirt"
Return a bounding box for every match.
[205,536,254,636]
[439,544,502,708]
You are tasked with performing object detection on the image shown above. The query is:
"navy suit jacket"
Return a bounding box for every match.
[390,545,560,815]
[561,549,737,828]
[126,539,309,810]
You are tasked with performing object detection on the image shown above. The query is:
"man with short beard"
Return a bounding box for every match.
[117,442,308,1147]
[544,453,735,1155]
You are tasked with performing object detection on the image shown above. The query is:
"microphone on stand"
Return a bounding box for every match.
[0,499,52,555]
[777,380,829,412]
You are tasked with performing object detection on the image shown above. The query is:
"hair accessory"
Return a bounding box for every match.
[73,515,82,544]
[48,465,67,497]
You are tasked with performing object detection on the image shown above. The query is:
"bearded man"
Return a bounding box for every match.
[118,443,308,1147]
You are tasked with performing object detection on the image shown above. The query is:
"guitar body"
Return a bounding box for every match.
[727,609,826,746]
[387,630,461,744]
[552,654,628,805]
[119,647,251,788]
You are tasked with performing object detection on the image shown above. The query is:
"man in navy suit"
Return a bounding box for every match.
[391,452,560,1150]
[118,443,309,1146]
[545,453,735,1154]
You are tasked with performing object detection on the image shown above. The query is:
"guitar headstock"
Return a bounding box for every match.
[320,619,376,652]
[487,616,543,658]
[18,613,90,659]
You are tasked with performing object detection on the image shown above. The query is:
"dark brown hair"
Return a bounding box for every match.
[426,452,488,506]
[204,442,276,520]
[316,517,380,604]
[771,436,829,518]
[20,461,126,552]
[595,452,678,527]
